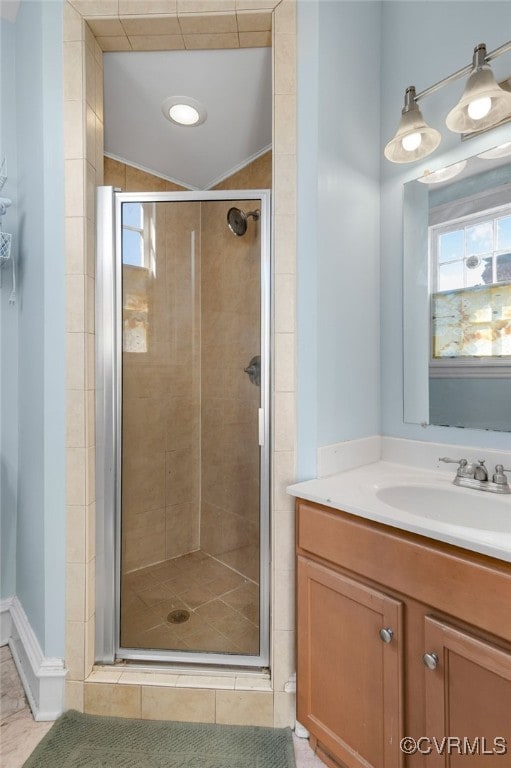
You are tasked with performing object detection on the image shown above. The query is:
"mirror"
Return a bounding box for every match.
[403,143,511,431]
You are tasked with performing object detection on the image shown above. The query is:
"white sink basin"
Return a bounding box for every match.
[376,484,511,532]
[288,459,511,561]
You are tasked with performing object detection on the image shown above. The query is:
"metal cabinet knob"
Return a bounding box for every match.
[379,627,394,644]
[423,652,439,670]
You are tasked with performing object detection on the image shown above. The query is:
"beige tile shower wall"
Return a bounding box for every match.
[203,150,271,582]
[104,156,186,193]
[104,160,201,571]
[64,0,296,728]
[64,3,104,696]
[199,200,261,582]
[105,154,271,575]
[213,150,272,190]
[162,201,202,560]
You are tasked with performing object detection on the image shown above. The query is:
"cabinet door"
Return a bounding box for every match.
[424,616,511,766]
[297,556,404,768]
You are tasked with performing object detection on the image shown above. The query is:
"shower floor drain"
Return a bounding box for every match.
[167,609,190,624]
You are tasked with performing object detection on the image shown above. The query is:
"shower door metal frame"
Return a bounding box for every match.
[96,187,271,669]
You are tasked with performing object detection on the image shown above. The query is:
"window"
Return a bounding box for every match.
[430,205,511,368]
[122,202,154,354]
[122,203,145,268]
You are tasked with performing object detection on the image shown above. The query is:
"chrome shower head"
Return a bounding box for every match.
[227,207,260,236]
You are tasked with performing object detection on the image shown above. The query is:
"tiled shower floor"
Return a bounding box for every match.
[121,550,259,655]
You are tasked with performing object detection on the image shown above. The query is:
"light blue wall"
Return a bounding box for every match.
[296,0,319,478]
[380,1,511,450]
[39,0,66,658]
[7,0,65,657]
[0,19,19,600]
[297,0,381,478]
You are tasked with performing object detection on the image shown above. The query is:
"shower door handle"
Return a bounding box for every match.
[244,355,260,386]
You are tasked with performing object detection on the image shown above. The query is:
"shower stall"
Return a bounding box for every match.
[95,188,270,667]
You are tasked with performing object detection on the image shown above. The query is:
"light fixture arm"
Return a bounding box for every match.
[414,40,511,103]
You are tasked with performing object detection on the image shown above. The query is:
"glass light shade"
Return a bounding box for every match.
[384,102,441,164]
[477,142,511,160]
[417,160,467,184]
[446,66,511,133]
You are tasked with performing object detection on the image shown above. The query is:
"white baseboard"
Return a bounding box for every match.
[0,596,66,721]
[317,435,382,477]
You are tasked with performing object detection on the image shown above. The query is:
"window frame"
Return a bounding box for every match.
[121,202,157,355]
[121,203,148,269]
[428,200,511,379]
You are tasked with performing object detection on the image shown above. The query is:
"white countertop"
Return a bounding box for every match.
[287,460,511,563]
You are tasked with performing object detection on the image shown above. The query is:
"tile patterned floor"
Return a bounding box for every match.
[121,550,260,655]
[1,646,325,768]
[0,647,53,768]
[1,645,26,720]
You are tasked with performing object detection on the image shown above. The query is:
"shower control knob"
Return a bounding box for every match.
[379,627,394,644]
[423,652,439,670]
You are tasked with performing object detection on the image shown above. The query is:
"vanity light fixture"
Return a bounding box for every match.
[384,40,511,164]
[384,86,441,163]
[161,96,207,127]
[417,160,467,184]
[446,44,511,133]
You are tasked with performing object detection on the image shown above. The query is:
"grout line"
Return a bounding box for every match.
[120,551,260,652]
[206,552,259,586]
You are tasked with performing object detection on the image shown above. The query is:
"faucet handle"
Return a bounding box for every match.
[439,457,469,478]
[439,457,466,465]
[493,465,511,484]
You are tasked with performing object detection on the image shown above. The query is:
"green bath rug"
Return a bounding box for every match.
[22,710,296,768]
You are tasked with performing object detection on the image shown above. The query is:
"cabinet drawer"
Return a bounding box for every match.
[297,500,356,567]
[297,499,511,643]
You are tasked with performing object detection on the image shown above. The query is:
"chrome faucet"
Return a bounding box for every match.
[439,457,511,494]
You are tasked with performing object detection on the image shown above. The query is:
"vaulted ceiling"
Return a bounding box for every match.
[103,47,272,190]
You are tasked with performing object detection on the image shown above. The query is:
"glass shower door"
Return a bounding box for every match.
[95,188,270,667]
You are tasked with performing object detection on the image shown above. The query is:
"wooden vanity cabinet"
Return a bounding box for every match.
[297,557,404,768]
[296,499,511,768]
[423,617,511,768]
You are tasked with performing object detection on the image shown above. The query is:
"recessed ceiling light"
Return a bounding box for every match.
[161,96,207,127]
